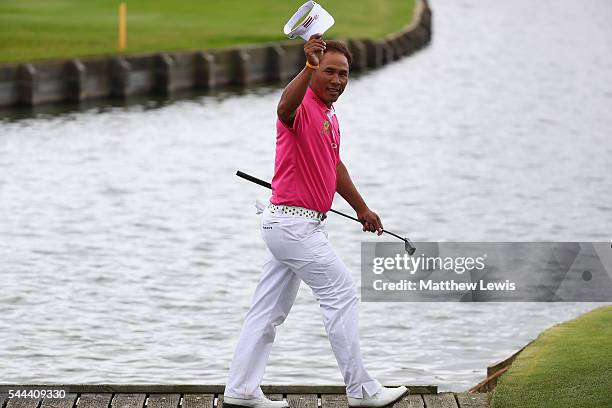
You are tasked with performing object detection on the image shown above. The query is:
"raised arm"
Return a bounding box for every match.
[277,34,326,128]
[336,160,383,235]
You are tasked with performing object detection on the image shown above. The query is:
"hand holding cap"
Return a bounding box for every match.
[284,1,335,41]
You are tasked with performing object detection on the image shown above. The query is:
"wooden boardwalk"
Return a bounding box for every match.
[0,385,489,408]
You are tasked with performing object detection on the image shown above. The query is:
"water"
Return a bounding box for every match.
[1,0,611,392]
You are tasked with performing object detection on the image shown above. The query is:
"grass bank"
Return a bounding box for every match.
[0,0,415,64]
[492,305,612,408]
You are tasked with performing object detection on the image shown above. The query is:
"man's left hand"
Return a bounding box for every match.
[357,208,383,236]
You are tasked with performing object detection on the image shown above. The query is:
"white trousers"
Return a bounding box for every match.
[224,205,381,399]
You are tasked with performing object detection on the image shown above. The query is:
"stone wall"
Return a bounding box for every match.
[0,0,432,108]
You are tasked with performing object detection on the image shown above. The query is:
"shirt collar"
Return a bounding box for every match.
[307,86,334,113]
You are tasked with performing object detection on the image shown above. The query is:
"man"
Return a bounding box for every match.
[223,34,408,408]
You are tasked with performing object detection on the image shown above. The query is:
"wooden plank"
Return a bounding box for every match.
[5,397,41,408]
[111,394,146,408]
[40,394,78,408]
[321,394,346,408]
[422,393,458,408]
[455,393,488,408]
[406,386,436,395]
[395,394,424,408]
[3,386,436,396]
[286,394,317,408]
[147,394,181,408]
[77,394,113,408]
[182,395,213,408]
[216,394,225,408]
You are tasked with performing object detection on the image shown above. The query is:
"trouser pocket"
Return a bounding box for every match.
[261,213,321,270]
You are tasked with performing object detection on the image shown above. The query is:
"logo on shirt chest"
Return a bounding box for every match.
[323,120,331,135]
[320,120,338,149]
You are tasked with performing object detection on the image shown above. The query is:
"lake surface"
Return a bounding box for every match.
[1,0,611,392]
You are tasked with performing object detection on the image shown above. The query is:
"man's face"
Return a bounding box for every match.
[310,51,349,106]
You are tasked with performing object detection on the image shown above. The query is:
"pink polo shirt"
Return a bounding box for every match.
[271,86,341,213]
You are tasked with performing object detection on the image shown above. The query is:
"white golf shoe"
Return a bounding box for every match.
[222,395,289,408]
[347,386,409,408]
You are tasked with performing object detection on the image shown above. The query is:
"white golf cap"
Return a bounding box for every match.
[284,1,335,41]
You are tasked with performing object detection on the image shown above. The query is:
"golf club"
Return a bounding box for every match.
[236,170,417,255]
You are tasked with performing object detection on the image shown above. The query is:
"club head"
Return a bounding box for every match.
[404,238,416,255]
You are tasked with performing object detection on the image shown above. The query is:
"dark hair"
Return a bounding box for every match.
[323,40,352,68]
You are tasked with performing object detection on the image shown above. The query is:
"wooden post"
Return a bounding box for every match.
[111,57,131,97]
[362,39,383,68]
[65,59,87,101]
[347,39,367,72]
[154,53,175,94]
[266,44,289,83]
[119,2,127,51]
[195,51,216,89]
[230,49,250,87]
[17,63,38,106]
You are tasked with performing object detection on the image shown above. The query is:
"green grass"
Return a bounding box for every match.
[492,305,612,408]
[0,0,415,63]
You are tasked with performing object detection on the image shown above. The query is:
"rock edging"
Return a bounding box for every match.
[0,0,432,108]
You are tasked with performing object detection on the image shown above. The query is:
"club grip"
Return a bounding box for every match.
[236,171,272,190]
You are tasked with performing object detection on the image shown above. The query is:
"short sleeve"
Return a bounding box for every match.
[277,103,307,135]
